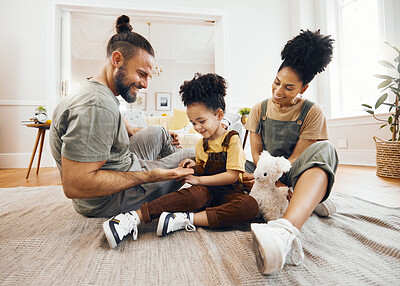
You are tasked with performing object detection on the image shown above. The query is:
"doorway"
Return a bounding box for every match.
[49,2,229,116]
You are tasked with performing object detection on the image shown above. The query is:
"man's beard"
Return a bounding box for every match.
[115,66,139,103]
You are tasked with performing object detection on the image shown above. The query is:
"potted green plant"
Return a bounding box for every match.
[33,106,48,124]
[362,42,400,178]
[238,107,251,124]
[35,106,47,115]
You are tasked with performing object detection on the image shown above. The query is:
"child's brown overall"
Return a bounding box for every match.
[140,131,259,228]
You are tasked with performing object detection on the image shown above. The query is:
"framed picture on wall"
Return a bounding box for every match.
[155,92,171,111]
[130,92,147,110]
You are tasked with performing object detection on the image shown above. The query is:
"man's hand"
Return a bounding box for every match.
[168,131,182,149]
[149,167,194,182]
[179,158,196,168]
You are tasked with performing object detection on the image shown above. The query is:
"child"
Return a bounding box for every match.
[103,73,259,248]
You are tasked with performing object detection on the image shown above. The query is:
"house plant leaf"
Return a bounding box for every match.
[361,104,372,109]
[375,93,388,109]
[373,74,394,80]
[377,60,396,69]
[385,41,400,53]
[378,79,392,89]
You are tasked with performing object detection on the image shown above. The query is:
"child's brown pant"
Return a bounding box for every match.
[140,185,259,228]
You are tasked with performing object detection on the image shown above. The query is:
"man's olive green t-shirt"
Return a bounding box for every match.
[50,80,135,172]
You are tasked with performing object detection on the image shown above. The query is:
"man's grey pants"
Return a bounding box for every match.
[72,126,195,217]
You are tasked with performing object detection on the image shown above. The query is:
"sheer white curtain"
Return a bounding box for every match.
[321,0,397,118]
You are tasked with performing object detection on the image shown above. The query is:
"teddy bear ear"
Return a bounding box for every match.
[260,150,272,160]
[276,157,292,172]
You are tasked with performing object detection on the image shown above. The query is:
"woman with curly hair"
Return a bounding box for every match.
[244,30,339,274]
[103,73,259,248]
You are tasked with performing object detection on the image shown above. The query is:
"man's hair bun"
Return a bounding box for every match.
[106,15,154,59]
[116,15,133,33]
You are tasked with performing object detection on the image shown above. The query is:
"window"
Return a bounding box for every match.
[327,0,396,118]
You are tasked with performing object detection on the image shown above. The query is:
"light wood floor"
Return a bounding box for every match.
[0,165,399,207]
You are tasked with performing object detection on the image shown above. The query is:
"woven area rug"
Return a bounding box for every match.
[0,186,399,285]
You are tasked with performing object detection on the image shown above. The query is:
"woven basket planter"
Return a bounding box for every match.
[374,137,400,179]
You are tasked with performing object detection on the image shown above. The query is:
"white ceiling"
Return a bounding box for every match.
[71,13,215,64]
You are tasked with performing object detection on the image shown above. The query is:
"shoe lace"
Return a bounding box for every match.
[287,236,304,265]
[119,212,139,241]
[269,220,304,265]
[173,213,196,232]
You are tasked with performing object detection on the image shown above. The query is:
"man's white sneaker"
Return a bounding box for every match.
[103,211,140,248]
[251,219,304,274]
[157,212,196,237]
[314,198,336,217]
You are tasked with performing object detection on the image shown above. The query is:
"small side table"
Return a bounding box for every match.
[26,123,51,179]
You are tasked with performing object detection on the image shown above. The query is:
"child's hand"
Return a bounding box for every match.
[182,175,201,185]
[242,172,255,190]
[179,158,196,168]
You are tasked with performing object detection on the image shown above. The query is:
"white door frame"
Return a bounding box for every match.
[47,1,230,115]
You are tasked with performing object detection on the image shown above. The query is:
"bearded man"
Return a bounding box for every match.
[50,15,194,217]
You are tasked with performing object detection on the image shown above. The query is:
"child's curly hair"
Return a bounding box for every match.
[279,29,334,85]
[179,73,227,112]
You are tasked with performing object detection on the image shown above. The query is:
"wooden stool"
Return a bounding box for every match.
[26,123,51,179]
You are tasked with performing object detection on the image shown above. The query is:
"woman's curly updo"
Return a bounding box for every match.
[106,15,154,60]
[179,73,227,112]
[279,30,334,85]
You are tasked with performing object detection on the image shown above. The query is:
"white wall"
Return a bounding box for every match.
[1,0,397,168]
[0,0,51,168]
[328,114,392,166]
[171,62,215,113]
[71,57,103,84]
[0,0,292,168]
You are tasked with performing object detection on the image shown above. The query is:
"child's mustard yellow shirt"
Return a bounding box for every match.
[195,130,246,181]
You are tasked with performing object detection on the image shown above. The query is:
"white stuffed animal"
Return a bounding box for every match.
[250,151,292,222]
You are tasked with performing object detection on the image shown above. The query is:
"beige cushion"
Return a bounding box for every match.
[169,109,190,130]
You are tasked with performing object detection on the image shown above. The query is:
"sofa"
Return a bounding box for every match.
[123,108,244,149]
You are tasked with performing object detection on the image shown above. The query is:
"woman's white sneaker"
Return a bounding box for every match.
[314,199,336,217]
[251,219,304,274]
[103,211,140,248]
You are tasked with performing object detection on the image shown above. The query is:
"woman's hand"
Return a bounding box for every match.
[179,158,196,168]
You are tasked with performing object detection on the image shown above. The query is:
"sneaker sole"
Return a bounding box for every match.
[156,212,170,237]
[251,223,284,274]
[103,221,118,249]
[314,199,336,217]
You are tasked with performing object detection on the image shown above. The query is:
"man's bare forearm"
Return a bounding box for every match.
[62,168,154,199]
[61,156,194,199]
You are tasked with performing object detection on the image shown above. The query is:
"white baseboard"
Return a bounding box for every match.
[336,149,376,166]
[0,153,56,169]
